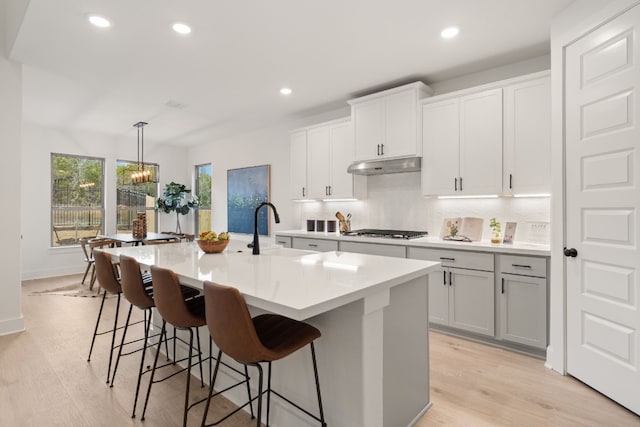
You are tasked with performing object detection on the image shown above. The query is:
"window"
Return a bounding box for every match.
[51,154,105,247]
[116,160,159,233]
[195,163,212,234]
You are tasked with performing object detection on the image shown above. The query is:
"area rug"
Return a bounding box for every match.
[29,282,106,298]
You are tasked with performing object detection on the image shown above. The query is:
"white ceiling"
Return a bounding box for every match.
[9,0,574,147]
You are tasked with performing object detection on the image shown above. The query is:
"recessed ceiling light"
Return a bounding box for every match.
[172,23,192,35]
[88,15,111,28]
[440,26,459,39]
[280,87,292,96]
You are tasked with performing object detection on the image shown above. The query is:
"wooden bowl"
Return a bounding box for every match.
[197,239,230,253]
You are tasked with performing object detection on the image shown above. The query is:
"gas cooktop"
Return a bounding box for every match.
[341,229,429,239]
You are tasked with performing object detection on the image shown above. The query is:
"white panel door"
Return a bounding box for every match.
[459,88,503,195]
[566,5,640,415]
[307,126,331,199]
[421,98,460,196]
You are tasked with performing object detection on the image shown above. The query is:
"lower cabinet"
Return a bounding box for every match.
[274,235,292,248]
[497,255,548,349]
[408,247,495,337]
[292,237,338,252]
[339,241,406,257]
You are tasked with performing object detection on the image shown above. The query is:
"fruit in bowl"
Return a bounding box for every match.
[197,231,230,253]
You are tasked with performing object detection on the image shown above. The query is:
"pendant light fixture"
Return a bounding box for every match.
[131,121,157,184]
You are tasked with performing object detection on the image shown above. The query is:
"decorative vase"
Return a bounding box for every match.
[175,213,182,234]
[491,236,501,244]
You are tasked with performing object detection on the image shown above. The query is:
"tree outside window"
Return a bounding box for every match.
[116,160,159,233]
[51,154,104,247]
[195,163,212,234]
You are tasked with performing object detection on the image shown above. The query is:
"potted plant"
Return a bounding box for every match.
[156,181,200,234]
[489,217,502,244]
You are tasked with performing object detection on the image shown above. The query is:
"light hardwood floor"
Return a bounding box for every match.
[2,274,639,426]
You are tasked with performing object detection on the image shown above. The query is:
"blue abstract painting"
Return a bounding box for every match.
[227,165,270,235]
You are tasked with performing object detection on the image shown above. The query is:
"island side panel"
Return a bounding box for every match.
[384,274,430,426]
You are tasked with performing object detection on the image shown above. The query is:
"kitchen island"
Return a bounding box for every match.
[101,240,439,427]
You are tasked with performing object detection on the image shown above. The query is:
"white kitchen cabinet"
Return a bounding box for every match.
[503,75,551,195]
[274,235,292,248]
[339,241,406,258]
[349,82,432,162]
[408,247,495,337]
[293,119,365,201]
[422,88,503,196]
[290,131,308,200]
[497,254,548,349]
[292,237,338,252]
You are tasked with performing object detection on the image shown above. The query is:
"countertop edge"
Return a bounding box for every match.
[275,230,551,256]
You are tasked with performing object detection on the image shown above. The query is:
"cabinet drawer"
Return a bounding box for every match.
[499,255,546,278]
[274,235,292,248]
[408,247,494,271]
[292,237,338,252]
[340,241,406,258]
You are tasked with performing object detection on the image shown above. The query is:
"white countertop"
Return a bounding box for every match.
[101,240,439,321]
[276,230,551,256]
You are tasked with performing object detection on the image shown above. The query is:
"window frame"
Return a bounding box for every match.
[115,159,160,233]
[51,153,105,247]
[195,163,212,235]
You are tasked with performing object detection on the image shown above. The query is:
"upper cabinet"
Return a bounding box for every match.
[503,76,551,195]
[422,88,503,196]
[290,130,309,200]
[421,71,551,197]
[349,82,433,162]
[291,118,365,201]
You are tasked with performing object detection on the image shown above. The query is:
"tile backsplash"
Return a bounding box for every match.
[296,172,550,244]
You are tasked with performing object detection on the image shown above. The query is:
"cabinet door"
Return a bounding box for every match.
[499,274,547,349]
[328,121,356,199]
[290,131,308,199]
[503,77,551,195]
[448,269,495,336]
[421,98,460,196]
[307,126,331,199]
[459,88,503,195]
[292,237,338,252]
[384,90,418,158]
[353,99,384,161]
[274,235,292,248]
[339,241,406,257]
[429,267,449,326]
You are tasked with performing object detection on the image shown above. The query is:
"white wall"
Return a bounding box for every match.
[0,5,24,335]
[20,124,188,279]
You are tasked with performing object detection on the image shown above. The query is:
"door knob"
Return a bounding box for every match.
[563,247,578,257]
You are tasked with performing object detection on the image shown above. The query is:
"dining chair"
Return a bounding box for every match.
[201,281,326,427]
[87,249,146,384]
[79,238,94,285]
[110,255,200,418]
[87,237,118,291]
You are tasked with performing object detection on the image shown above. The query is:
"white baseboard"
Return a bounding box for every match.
[0,316,25,336]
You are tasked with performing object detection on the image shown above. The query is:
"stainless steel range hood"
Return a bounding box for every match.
[347,157,421,176]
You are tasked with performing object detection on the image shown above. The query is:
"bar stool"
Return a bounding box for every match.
[201,281,326,427]
[109,254,200,418]
[139,266,219,426]
[87,250,147,384]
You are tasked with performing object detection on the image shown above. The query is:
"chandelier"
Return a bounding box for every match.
[131,121,157,184]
